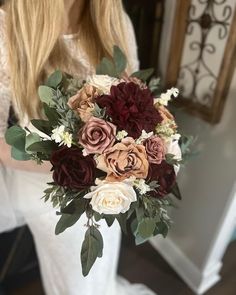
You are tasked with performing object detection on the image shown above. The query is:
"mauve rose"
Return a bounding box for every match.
[67,84,98,122]
[97,137,149,182]
[147,161,176,197]
[144,135,166,164]
[78,117,116,154]
[50,147,96,189]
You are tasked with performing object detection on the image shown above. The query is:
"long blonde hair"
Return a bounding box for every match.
[5,0,129,120]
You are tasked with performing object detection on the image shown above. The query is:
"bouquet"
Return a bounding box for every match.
[5,46,193,276]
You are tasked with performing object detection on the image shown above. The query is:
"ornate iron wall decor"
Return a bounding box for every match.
[165,0,236,123]
[123,0,164,70]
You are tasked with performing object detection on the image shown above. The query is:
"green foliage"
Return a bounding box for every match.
[5,126,26,152]
[38,85,56,106]
[96,45,127,77]
[25,133,41,153]
[81,226,103,276]
[43,103,60,126]
[137,217,156,239]
[92,103,107,120]
[27,140,57,154]
[46,70,63,89]
[171,182,182,200]
[11,146,31,161]
[165,153,180,166]
[55,213,82,235]
[148,77,162,96]
[30,119,52,135]
[153,221,169,238]
[131,68,154,81]
[179,135,198,163]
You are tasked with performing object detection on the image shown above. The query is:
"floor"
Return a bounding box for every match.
[4,238,236,295]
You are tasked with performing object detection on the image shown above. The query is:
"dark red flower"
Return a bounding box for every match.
[147,161,176,197]
[96,82,162,139]
[50,146,96,189]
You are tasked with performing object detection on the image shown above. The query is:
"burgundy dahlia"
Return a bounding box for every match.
[50,146,96,189]
[96,82,163,139]
[147,161,176,198]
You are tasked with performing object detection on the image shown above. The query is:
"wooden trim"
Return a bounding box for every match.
[165,0,191,86]
[210,8,236,123]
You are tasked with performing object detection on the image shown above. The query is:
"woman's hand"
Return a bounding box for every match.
[0,138,52,173]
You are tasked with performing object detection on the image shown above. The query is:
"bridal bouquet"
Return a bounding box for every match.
[5,46,192,276]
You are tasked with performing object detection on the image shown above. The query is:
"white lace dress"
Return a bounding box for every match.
[0,9,156,295]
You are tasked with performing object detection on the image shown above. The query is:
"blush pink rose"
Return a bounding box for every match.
[144,135,166,164]
[78,117,116,154]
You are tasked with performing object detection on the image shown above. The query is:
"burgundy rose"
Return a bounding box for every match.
[96,82,162,139]
[144,135,166,164]
[147,161,176,197]
[50,146,96,189]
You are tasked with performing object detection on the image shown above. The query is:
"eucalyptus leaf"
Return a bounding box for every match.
[46,70,63,89]
[171,182,182,200]
[25,133,41,152]
[11,146,31,161]
[5,125,26,152]
[38,85,56,105]
[116,213,128,234]
[96,58,118,77]
[113,46,127,75]
[131,68,154,81]
[137,218,156,239]
[81,226,103,276]
[61,198,87,215]
[104,215,115,227]
[135,233,149,246]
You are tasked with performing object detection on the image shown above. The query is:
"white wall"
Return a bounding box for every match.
[151,1,236,294]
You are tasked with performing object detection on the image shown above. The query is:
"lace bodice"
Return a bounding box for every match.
[0,9,139,137]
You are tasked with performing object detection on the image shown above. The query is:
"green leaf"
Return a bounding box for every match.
[116,213,128,234]
[61,198,87,215]
[38,85,56,105]
[43,103,60,125]
[46,70,63,89]
[11,146,31,161]
[81,226,103,276]
[27,140,57,154]
[31,119,52,135]
[55,213,82,235]
[131,68,154,81]
[153,221,169,238]
[5,126,26,152]
[104,215,115,227]
[113,46,127,75]
[96,58,118,77]
[171,182,182,200]
[25,132,41,152]
[135,233,149,246]
[137,218,156,239]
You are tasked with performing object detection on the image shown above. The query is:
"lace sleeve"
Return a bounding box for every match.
[124,13,140,73]
[0,9,11,138]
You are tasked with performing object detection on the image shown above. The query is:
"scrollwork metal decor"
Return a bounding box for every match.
[165,0,236,123]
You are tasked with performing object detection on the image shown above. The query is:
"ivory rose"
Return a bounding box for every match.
[78,117,116,154]
[84,181,137,215]
[67,84,98,122]
[144,135,166,164]
[97,137,149,181]
[87,75,119,94]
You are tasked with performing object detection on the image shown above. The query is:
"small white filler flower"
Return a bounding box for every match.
[154,87,179,106]
[116,130,128,141]
[133,179,151,195]
[51,125,73,148]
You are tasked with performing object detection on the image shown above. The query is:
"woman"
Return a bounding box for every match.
[0,1,156,294]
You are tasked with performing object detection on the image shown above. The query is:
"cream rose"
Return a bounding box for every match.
[84,181,137,215]
[87,75,119,94]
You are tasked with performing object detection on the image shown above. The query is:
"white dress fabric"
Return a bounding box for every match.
[0,9,156,295]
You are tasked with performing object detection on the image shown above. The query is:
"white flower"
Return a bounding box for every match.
[166,139,182,175]
[154,87,179,106]
[51,125,73,148]
[87,75,119,94]
[135,130,153,144]
[51,126,65,143]
[116,130,128,141]
[133,179,151,195]
[84,181,137,215]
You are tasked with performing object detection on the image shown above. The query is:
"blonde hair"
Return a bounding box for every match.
[5,0,129,120]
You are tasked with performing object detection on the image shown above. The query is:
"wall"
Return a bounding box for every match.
[151,1,236,294]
